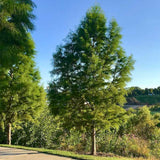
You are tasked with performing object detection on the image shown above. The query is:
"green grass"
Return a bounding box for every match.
[135,95,160,105]
[0,144,155,160]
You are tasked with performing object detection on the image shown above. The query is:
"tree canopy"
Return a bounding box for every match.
[0,48,46,144]
[0,0,35,68]
[48,6,134,155]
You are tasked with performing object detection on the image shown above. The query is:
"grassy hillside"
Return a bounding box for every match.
[127,95,160,105]
[136,95,160,105]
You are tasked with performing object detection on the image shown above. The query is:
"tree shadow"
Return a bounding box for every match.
[0,147,83,159]
[0,148,38,156]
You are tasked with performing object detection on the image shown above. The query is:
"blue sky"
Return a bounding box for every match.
[32,0,160,89]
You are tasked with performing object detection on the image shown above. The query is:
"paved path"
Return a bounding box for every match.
[0,147,73,160]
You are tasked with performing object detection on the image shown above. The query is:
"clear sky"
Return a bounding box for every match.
[31,0,160,89]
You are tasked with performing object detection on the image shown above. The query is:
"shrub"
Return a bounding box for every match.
[149,128,160,158]
[97,132,150,158]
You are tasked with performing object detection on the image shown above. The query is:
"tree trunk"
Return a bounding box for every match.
[91,125,96,155]
[7,123,11,145]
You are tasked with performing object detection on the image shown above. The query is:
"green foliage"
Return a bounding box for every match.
[115,135,150,158]
[150,105,160,112]
[97,131,150,158]
[126,95,160,105]
[2,105,159,159]
[0,54,45,121]
[0,0,35,67]
[0,45,46,143]
[128,86,160,97]
[126,86,160,105]
[149,105,160,116]
[11,108,91,152]
[0,2,159,158]
[0,0,46,145]
[119,106,160,139]
[58,129,90,153]
[136,95,160,105]
[48,5,134,155]
[11,107,60,148]
[48,5,134,137]
[149,127,160,158]
[0,128,6,144]
[117,106,160,158]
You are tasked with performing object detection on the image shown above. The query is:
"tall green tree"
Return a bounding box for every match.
[48,6,134,155]
[0,0,35,67]
[0,46,46,145]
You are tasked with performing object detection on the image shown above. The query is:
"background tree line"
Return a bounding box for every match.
[128,86,160,97]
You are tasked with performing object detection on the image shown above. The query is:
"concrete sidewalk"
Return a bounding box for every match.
[0,147,73,160]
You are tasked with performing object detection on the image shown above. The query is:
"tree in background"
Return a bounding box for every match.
[127,87,144,96]
[127,86,160,96]
[0,0,35,68]
[0,41,46,145]
[48,6,134,155]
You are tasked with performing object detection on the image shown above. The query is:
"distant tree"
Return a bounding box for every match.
[0,0,35,68]
[157,87,160,94]
[128,86,160,96]
[48,6,134,155]
[153,88,157,95]
[144,88,148,95]
[0,47,46,145]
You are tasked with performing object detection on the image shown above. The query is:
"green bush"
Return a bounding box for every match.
[97,131,118,153]
[115,134,150,158]
[58,130,91,153]
[149,128,160,158]
[97,132,150,158]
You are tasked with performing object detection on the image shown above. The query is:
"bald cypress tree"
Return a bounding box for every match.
[0,38,46,145]
[48,6,134,155]
[0,0,35,68]
[0,0,46,145]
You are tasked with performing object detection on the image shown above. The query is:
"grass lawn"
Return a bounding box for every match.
[135,95,160,105]
[0,144,157,160]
